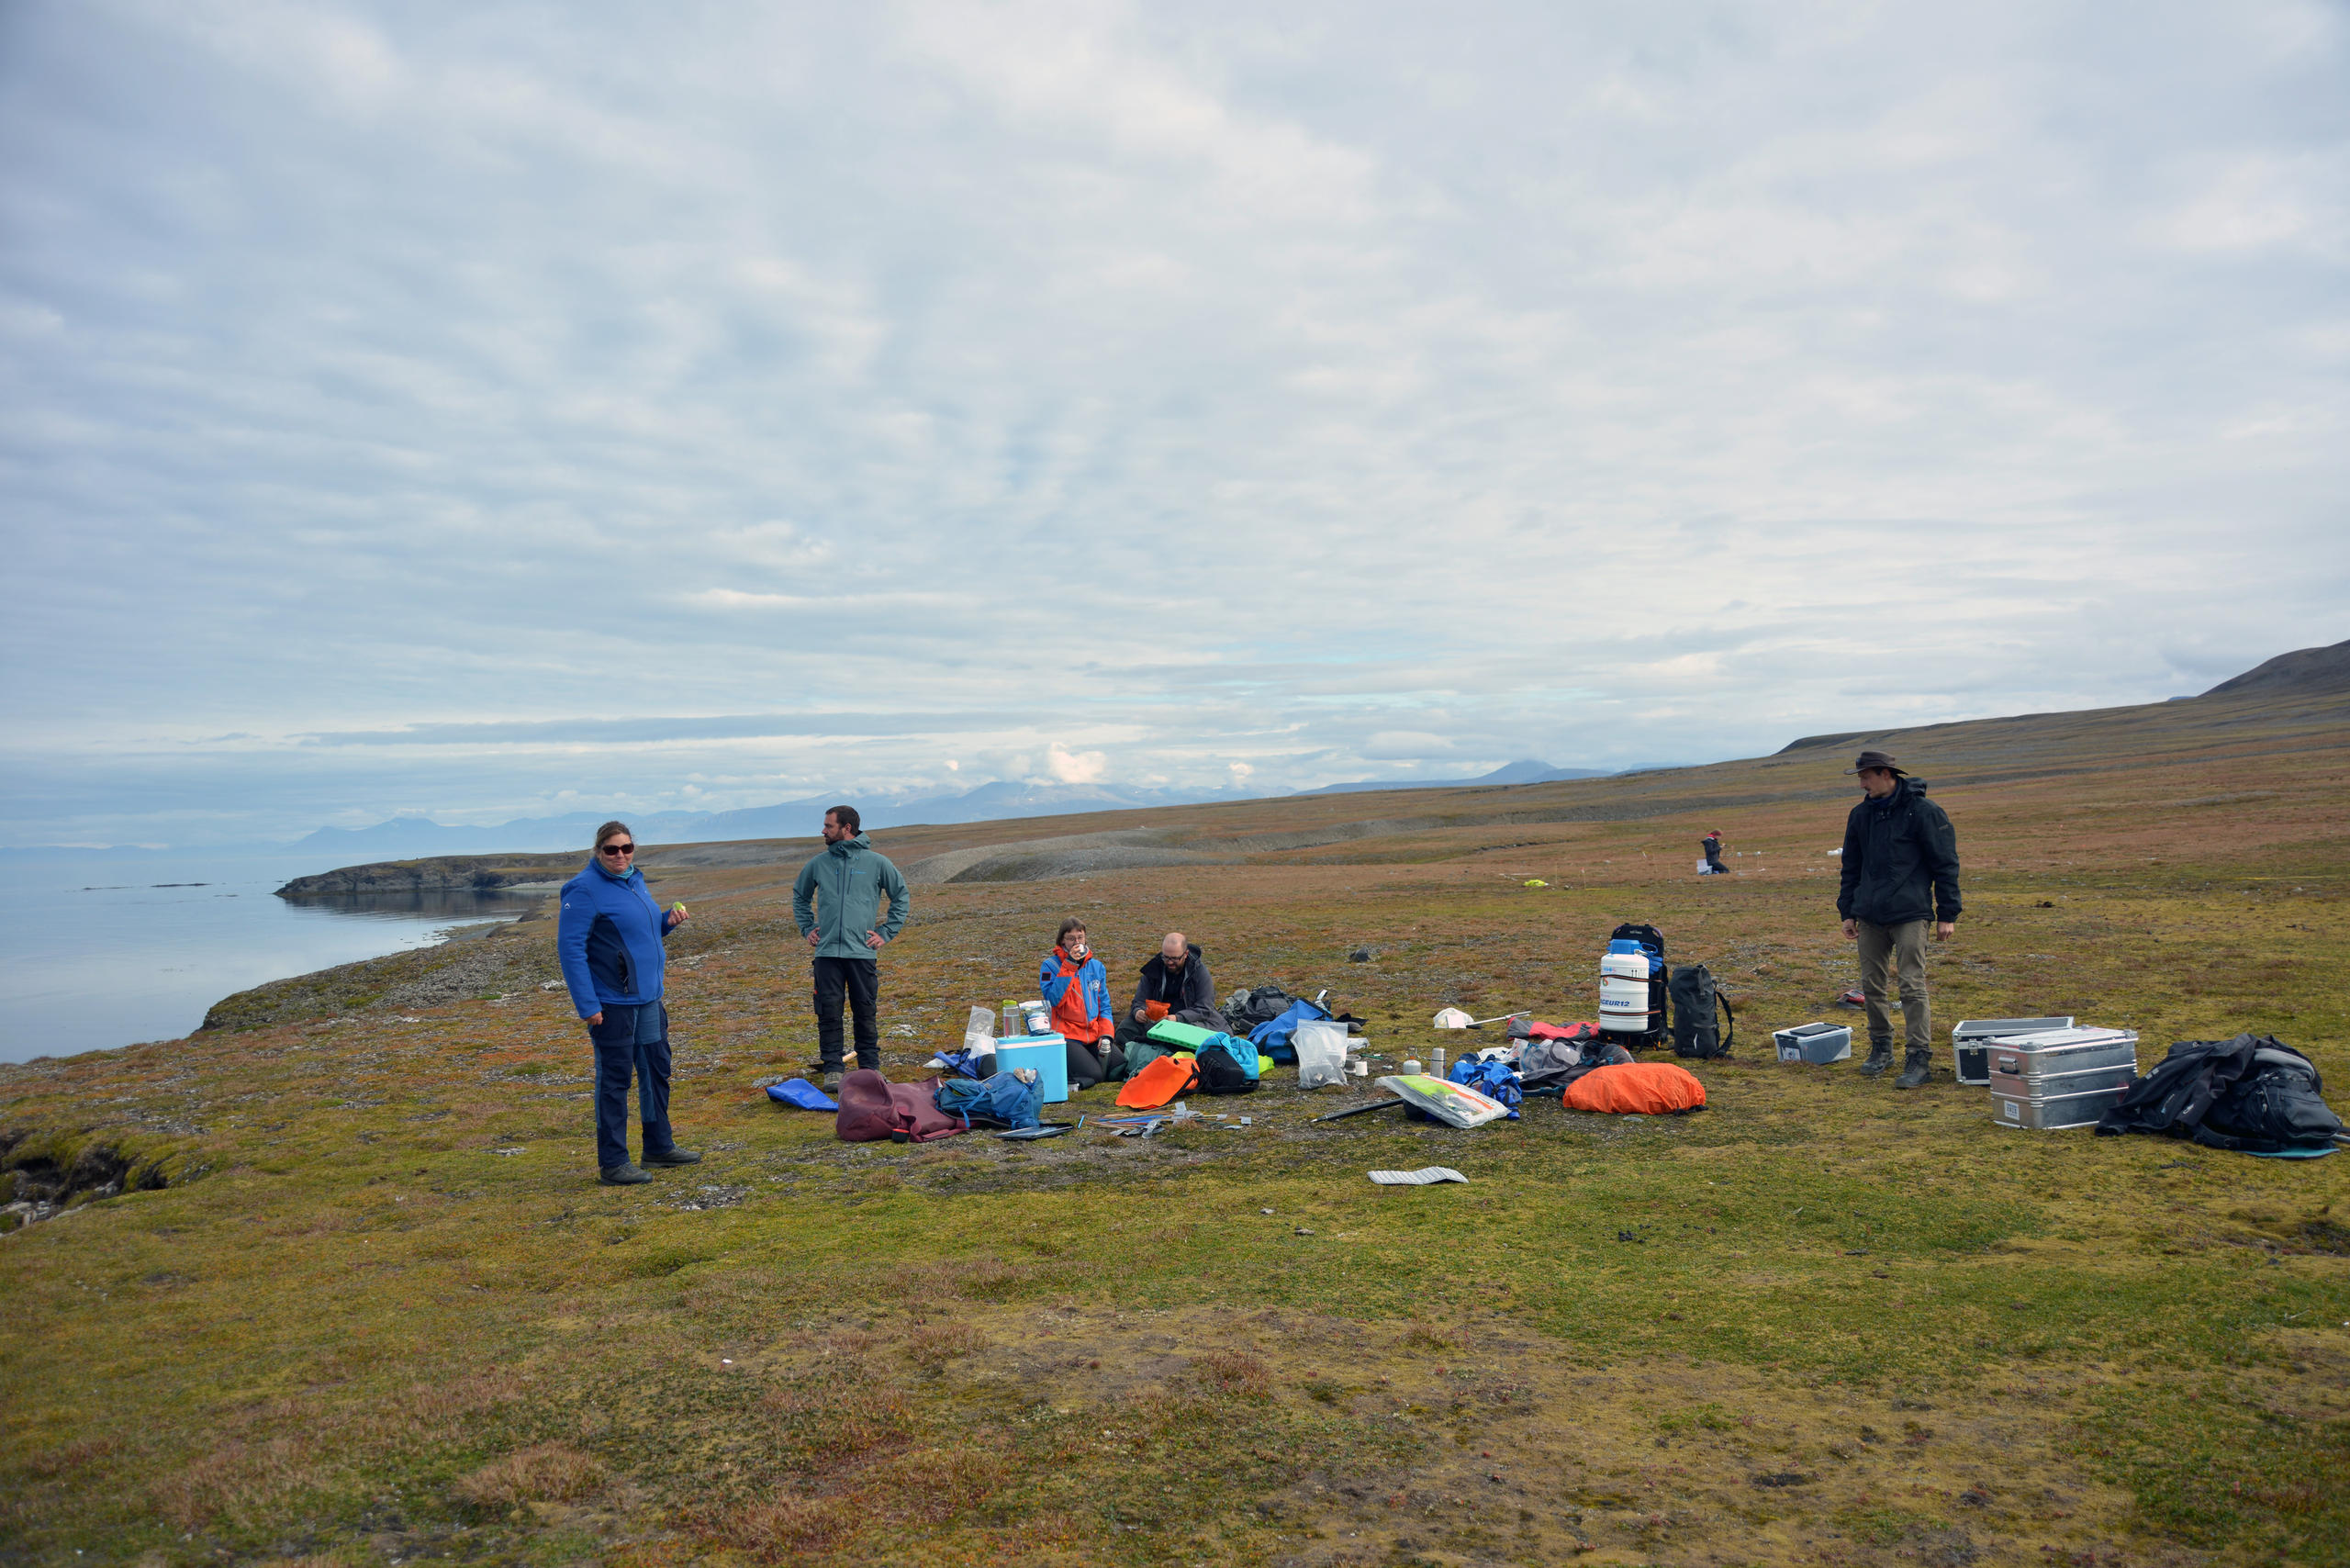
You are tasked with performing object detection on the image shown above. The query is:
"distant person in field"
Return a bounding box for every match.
[1701,830,1727,874]
[1837,751,1962,1089]
[1040,917,1121,1089]
[557,820,698,1185]
[792,805,910,1092]
[1113,932,1229,1073]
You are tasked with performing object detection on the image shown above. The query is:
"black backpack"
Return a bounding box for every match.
[1192,1035,1260,1096]
[1669,965,1734,1058]
[2098,1034,2344,1153]
[1608,923,1669,1046]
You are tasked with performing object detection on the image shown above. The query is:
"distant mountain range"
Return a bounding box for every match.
[1294,759,1615,795]
[282,759,1617,858]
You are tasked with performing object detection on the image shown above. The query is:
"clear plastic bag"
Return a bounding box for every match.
[965,1005,996,1055]
[1294,1019,1350,1090]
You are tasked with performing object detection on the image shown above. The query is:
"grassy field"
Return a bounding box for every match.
[3,679,2346,1566]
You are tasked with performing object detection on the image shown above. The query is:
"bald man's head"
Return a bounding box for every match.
[1160,933,1189,965]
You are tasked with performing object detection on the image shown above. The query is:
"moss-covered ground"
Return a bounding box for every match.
[3,699,2346,1566]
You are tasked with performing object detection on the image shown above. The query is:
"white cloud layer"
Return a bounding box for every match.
[1,0,2344,843]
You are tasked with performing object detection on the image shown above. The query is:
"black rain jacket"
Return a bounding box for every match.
[1837,775,1962,927]
[1129,943,1223,1026]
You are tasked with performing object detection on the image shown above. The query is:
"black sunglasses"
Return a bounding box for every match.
[599,843,636,856]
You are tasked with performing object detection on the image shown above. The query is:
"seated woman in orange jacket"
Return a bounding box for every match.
[1039,917,1121,1089]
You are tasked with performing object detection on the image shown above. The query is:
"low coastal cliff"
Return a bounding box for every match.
[274,853,579,897]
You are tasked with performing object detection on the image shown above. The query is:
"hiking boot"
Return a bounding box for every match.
[642,1146,701,1166]
[599,1162,653,1185]
[822,1070,845,1094]
[1858,1040,1896,1077]
[1894,1048,1933,1090]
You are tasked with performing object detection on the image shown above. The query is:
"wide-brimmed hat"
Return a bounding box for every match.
[1848,749,1906,776]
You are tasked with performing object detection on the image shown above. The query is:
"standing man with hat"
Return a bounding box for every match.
[1838,750,1962,1088]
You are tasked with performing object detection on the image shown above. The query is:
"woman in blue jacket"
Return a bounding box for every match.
[558,821,698,1183]
[1040,917,1120,1089]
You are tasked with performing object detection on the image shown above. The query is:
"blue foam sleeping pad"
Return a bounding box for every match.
[766,1077,838,1111]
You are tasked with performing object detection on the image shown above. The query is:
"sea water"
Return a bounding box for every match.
[2,852,554,1064]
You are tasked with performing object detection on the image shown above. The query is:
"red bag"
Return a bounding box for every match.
[1524,1020,1600,1043]
[1562,1061,1707,1115]
[835,1070,965,1143]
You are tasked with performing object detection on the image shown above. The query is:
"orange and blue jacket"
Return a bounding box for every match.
[1039,946,1113,1043]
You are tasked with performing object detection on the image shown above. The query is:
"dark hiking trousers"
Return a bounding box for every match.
[1856,918,1932,1053]
[589,1001,675,1170]
[813,955,881,1072]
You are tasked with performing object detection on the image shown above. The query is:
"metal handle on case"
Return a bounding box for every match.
[1995,1056,2019,1074]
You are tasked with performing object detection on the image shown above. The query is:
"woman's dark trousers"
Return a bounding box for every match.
[589,1002,676,1171]
[1064,1036,1122,1089]
[811,956,881,1073]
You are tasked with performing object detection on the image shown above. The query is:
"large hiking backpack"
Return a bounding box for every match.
[934,1071,1045,1130]
[1602,923,1669,1047]
[2098,1034,2344,1153]
[1193,1032,1261,1095]
[1668,965,1734,1058]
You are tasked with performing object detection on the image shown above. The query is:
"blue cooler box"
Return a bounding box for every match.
[991,1035,1069,1103]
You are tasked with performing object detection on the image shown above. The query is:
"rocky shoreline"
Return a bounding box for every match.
[201,920,565,1031]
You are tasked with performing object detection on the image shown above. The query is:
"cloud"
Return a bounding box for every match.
[1046,745,1109,784]
[0,0,2343,846]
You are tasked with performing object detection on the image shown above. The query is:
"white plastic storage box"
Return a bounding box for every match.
[1773,1022,1852,1065]
[1951,1016,2074,1087]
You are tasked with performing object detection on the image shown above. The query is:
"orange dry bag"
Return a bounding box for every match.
[1115,1054,1198,1109]
[1562,1061,1707,1114]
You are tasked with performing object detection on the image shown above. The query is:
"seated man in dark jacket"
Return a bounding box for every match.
[1837,750,1962,1089]
[1112,933,1229,1073]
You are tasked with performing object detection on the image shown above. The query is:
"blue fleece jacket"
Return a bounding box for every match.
[556,858,677,1019]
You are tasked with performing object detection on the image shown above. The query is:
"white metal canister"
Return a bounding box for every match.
[1599,974,1651,1033]
[1600,951,1651,982]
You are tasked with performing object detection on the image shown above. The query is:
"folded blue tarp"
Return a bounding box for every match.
[1248,998,1331,1064]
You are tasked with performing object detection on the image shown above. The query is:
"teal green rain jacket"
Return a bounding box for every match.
[792,834,910,960]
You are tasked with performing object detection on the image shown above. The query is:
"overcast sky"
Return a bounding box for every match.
[4,0,2344,846]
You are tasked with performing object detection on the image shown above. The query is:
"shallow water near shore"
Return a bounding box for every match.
[2,853,548,1063]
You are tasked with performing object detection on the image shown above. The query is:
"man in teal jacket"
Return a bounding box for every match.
[791,805,911,1090]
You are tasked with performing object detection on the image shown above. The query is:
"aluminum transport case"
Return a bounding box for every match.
[1986,1026,2138,1130]
[1773,1022,1852,1065]
[1985,1026,2138,1080]
[1950,1016,2075,1087]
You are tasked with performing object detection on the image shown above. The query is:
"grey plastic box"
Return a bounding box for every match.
[1951,1016,2075,1086]
[1773,1022,1852,1065]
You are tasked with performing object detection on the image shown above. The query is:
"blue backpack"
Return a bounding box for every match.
[934,1071,1045,1130]
[1193,1032,1261,1095]
[1446,1056,1524,1118]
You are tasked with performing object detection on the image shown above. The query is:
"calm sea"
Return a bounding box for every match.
[3,853,554,1064]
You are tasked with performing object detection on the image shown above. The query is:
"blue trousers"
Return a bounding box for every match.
[588,1001,674,1171]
